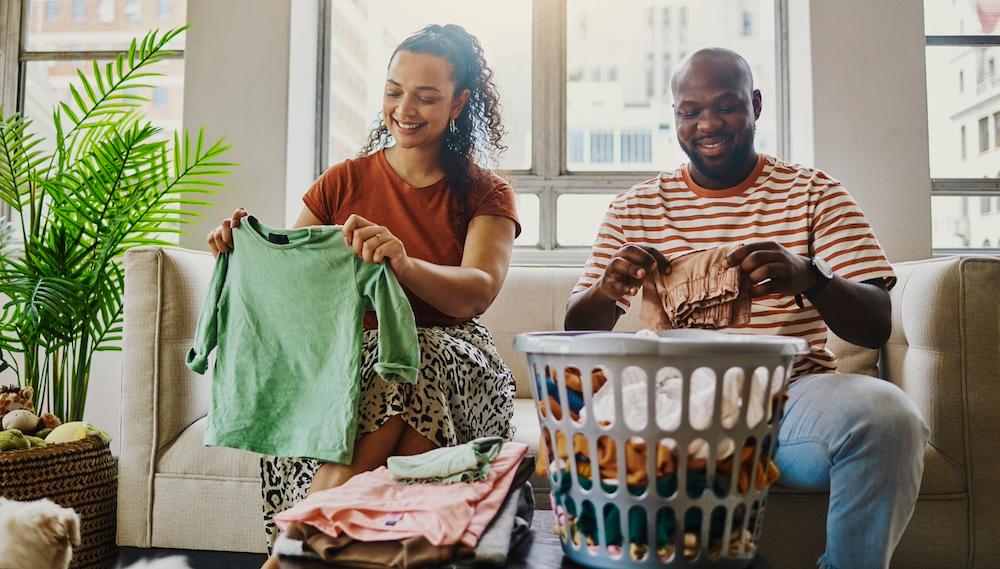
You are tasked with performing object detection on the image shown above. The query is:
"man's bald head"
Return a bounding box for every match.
[671,48,755,99]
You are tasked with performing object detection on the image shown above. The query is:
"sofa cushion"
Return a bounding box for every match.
[157,416,261,480]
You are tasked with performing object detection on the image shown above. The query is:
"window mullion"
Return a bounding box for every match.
[0,0,22,221]
[775,0,790,159]
[532,0,566,250]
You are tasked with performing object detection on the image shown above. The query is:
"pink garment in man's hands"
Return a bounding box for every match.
[640,245,752,330]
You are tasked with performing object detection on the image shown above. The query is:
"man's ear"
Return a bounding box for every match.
[752,89,763,120]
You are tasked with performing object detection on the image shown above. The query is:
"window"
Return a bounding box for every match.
[661,54,671,95]
[568,131,585,163]
[125,0,142,22]
[995,111,1000,148]
[20,0,187,154]
[98,0,114,22]
[620,130,652,163]
[590,130,614,163]
[158,0,172,19]
[321,0,788,261]
[980,116,991,152]
[44,0,58,21]
[152,87,167,107]
[321,0,531,178]
[72,0,86,21]
[926,0,1000,252]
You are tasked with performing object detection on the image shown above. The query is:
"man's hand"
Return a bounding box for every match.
[726,241,816,298]
[595,244,671,302]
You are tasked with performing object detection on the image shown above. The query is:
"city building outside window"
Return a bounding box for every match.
[14,0,188,238]
[925,0,1000,252]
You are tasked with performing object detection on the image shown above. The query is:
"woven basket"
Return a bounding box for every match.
[0,435,118,569]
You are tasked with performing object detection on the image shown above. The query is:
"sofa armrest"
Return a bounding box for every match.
[882,256,1000,563]
[117,246,217,547]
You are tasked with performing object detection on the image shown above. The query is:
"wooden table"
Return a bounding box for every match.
[279,509,772,568]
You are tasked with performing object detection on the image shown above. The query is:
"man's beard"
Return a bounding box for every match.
[683,132,756,183]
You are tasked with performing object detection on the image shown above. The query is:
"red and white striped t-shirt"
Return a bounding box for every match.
[573,154,897,378]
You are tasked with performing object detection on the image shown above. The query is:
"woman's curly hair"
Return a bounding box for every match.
[359,24,507,232]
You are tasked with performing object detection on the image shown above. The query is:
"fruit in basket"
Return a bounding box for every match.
[0,429,29,451]
[24,435,46,448]
[1,409,40,433]
[44,421,111,445]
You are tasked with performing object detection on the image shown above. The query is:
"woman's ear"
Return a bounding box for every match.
[452,88,471,119]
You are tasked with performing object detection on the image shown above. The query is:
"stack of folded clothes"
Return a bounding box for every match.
[273,439,534,568]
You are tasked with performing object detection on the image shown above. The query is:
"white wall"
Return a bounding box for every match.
[807,0,933,262]
[178,0,294,247]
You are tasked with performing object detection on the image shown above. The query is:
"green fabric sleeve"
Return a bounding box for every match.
[354,258,420,384]
[185,253,229,375]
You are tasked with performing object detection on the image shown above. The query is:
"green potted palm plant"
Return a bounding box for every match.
[0,26,232,568]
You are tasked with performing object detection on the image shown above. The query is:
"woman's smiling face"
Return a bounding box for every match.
[383,50,468,150]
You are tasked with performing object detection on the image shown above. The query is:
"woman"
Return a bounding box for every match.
[205,24,519,564]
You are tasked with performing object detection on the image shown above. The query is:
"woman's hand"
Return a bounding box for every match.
[206,207,248,257]
[343,214,411,276]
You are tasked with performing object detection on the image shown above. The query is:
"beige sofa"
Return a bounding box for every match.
[117,247,1000,568]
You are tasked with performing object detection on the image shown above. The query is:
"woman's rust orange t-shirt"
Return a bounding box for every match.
[302,150,520,328]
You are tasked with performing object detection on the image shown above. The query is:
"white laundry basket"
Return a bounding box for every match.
[514,330,809,568]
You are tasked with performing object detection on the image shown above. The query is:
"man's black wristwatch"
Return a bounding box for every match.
[795,256,833,309]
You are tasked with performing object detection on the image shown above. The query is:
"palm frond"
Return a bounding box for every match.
[0,111,51,213]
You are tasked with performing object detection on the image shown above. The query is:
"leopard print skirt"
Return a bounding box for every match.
[259,318,516,551]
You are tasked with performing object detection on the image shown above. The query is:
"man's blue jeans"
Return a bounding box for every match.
[775,373,930,569]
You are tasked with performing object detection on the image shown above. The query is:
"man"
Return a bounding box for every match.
[564,48,928,569]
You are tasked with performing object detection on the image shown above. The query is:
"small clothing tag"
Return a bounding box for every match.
[380,511,404,526]
[268,232,290,245]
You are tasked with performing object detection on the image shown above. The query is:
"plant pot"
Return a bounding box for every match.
[0,435,118,569]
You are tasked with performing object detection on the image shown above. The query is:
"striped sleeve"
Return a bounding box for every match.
[811,185,896,289]
[572,198,632,313]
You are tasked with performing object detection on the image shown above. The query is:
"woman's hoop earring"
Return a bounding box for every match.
[449,118,457,134]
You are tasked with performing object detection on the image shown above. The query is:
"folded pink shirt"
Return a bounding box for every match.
[275,442,528,548]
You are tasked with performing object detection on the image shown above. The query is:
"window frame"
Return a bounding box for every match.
[926,31,1000,254]
[0,0,186,220]
[316,0,791,265]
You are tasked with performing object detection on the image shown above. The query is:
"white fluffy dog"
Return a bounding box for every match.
[0,498,191,569]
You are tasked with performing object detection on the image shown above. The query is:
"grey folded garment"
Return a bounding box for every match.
[450,481,534,568]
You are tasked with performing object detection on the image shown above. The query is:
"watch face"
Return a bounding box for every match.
[814,257,834,279]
